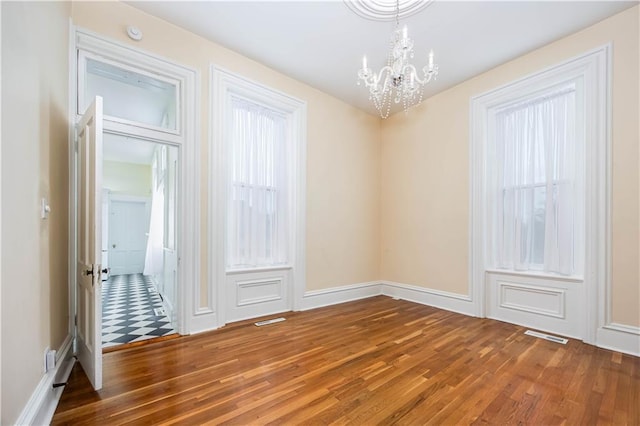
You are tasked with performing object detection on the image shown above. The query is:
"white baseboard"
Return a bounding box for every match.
[15,334,75,425]
[299,280,476,318]
[597,323,640,357]
[381,281,477,317]
[299,281,382,311]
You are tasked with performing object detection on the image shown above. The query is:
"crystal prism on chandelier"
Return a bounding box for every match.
[357,3,439,118]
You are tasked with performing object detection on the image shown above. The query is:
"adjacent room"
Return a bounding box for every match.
[1,0,638,424]
[101,135,178,349]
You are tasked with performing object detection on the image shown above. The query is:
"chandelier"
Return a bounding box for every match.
[357,0,438,118]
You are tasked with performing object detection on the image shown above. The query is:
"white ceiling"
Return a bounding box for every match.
[127,1,636,116]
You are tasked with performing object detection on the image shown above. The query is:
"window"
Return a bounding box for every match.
[226,98,289,268]
[79,54,179,132]
[471,46,609,330]
[491,86,579,275]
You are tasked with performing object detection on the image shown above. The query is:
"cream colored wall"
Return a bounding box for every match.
[306,106,381,289]
[103,161,152,197]
[380,6,640,327]
[71,1,381,299]
[1,1,70,423]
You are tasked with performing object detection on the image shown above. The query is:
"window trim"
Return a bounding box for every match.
[210,65,307,325]
[469,45,611,346]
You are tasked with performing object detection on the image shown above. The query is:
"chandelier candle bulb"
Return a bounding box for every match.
[402,25,408,41]
[362,55,368,70]
[429,50,434,69]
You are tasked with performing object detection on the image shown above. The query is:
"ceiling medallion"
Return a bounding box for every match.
[344,0,434,22]
[356,0,439,118]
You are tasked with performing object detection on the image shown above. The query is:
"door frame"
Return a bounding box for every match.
[469,45,611,344]
[68,26,201,339]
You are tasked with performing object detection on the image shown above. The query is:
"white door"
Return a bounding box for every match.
[109,199,149,275]
[76,96,103,390]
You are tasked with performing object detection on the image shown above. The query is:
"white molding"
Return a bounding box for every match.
[595,43,613,346]
[209,65,307,327]
[209,64,226,330]
[484,268,583,283]
[291,95,308,314]
[486,272,585,339]
[15,335,75,426]
[498,281,566,319]
[299,281,476,317]
[597,324,640,357]
[67,18,78,348]
[70,27,201,337]
[227,265,292,275]
[0,6,2,420]
[237,278,283,306]
[188,313,221,335]
[225,267,291,323]
[299,282,382,311]
[183,58,202,337]
[0,6,2,418]
[381,281,476,317]
[469,45,612,345]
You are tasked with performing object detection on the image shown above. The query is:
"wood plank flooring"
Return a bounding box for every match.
[52,296,640,425]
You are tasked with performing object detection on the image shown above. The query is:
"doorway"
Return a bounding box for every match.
[73,29,201,390]
[101,134,178,350]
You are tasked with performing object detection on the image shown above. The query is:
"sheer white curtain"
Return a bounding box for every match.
[144,184,165,276]
[494,88,576,275]
[144,154,165,276]
[227,98,288,268]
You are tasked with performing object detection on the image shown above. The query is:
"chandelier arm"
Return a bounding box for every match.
[401,64,427,85]
[362,65,395,90]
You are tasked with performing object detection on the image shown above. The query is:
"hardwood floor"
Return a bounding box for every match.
[52,296,639,425]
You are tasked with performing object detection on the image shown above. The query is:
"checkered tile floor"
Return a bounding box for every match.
[102,273,176,349]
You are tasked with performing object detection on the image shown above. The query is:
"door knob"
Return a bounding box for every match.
[112,244,116,248]
[102,268,109,274]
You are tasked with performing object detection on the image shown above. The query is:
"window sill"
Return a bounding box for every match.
[485,268,583,283]
[226,265,292,275]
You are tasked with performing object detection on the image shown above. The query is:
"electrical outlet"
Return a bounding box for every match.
[47,350,57,372]
[44,347,56,372]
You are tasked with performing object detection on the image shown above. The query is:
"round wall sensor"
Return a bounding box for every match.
[126,26,143,41]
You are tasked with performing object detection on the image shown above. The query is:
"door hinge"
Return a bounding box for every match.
[74,314,77,326]
[74,138,79,153]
